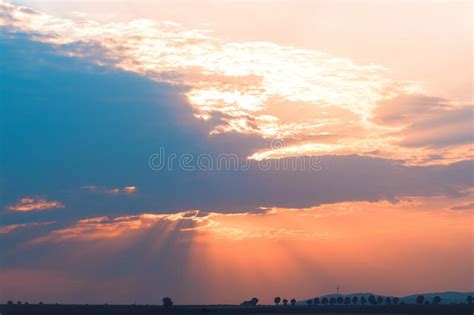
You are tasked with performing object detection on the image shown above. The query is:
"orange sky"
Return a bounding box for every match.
[0,0,472,305]
[2,198,472,304]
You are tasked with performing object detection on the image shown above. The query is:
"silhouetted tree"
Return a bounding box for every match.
[329,297,336,305]
[290,298,296,306]
[314,297,320,305]
[162,297,173,308]
[242,298,259,306]
[344,297,351,304]
[393,297,400,304]
[321,297,328,305]
[337,296,343,304]
[352,296,358,304]
[416,295,424,304]
[306,299,313,305]
[467,296,473,304]
[7,301,13,305]
[432,296,441,305]
[377,296,383,304]
[282,299,288,306]
[360,296,367,305]
[17,301,22,305]
[385,297,392,304]
[368,295,377,305]
[274,297,281,306]
[39,302,43,305]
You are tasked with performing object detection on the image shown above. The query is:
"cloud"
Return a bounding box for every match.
[31,210,205,243]
[0,1,472,306]
[32,209,328,243]
[2,1,471,166]
[2,198,472,304]
[27,194,474,243]
[450,203,474,211]
[373,94,473,147]
[0,221,54,234]
[6,197,64,212]
[81,185,138,195]
[1,33,472,220]
[249,94,473,165]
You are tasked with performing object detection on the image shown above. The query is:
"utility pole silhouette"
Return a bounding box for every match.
[337,284,340,295]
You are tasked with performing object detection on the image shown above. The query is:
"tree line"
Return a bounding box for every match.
[239,295,474,306]
[5,294,474,307]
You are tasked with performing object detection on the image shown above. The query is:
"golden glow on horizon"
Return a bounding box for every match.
[26,196,474,243]
[1,1,472,166]
[4,197,470,303]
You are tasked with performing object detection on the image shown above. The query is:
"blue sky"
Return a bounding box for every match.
[0,0,473,304]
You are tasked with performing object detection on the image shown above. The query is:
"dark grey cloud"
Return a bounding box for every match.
[1,33,473,231]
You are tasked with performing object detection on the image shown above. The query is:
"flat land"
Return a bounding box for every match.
[1,304,473,315]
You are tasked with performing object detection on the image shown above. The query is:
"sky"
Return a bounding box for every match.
[0,0,473,305]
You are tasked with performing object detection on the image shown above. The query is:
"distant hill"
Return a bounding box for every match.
[402,291,473,304]
[298,291,473,305]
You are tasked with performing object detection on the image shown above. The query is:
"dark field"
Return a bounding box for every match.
[1,304,473,315]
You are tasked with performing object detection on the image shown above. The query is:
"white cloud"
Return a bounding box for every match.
[1,1,471,165]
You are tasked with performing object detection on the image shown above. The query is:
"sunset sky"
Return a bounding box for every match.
[0,0,473,305]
